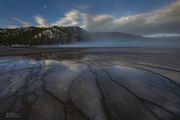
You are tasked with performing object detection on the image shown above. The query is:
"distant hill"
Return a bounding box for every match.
[86,32,143,40]
[0,26,143,46]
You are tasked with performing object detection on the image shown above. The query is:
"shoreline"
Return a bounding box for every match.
[0,47,180,56]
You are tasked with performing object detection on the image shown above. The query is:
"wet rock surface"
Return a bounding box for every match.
[0,48,180,120]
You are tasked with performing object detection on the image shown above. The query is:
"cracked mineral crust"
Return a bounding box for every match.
[0,47,180,120]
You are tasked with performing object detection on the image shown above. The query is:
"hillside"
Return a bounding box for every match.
[0,26,87,46]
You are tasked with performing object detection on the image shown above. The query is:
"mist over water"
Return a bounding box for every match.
[59,38,180,48]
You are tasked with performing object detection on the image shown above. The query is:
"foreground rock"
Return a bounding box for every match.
[0,48,180,120]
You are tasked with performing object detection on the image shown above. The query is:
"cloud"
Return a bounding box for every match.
[82,14,114,31]
[83,0,180,34]
[51,0,180,35]
[24,0,180,35]
[1,0,179,35]
[53,10,80,26]
[13,17,31,27]
[35,16,49,27]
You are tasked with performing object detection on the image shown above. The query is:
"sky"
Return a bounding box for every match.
[0,0,180,35]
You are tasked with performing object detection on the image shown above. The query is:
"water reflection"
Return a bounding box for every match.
[27,51,84,61]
